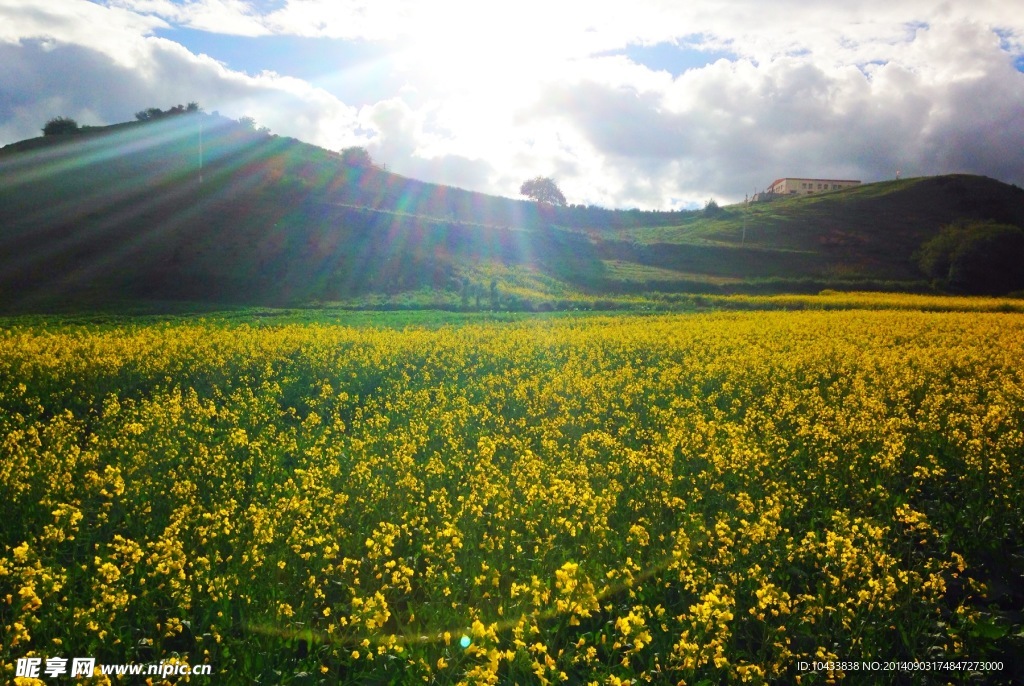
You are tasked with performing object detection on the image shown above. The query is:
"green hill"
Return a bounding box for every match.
[2,113,1023,311]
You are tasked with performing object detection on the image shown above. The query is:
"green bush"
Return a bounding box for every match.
[42,116,79,136]
[917,221,1024,294]
[703,198,726,218]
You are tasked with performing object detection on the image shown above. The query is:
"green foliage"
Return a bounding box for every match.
[948,225,1024,294]
[9,102,1024,310]
[520,176,567,206]
[917,221,1024,294]
[340,146,374,169]
[703,198,725,218]
[134,103,200,121]
[42,116,79,136]
[916,223,966,281]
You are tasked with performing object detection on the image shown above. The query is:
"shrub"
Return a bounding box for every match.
[703,198,727,218]
[520,177,567,206]
[341,146,374,169]
[42,116,79,136]
[917,221,1024,294]
[948,224,1024,294]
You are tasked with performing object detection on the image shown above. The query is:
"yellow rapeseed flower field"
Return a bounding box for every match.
[1,311,1021,684]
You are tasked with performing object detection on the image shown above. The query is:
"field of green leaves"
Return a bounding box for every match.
[2,310,1022,684]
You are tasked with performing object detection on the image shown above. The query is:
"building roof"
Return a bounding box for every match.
[770,177,861,186]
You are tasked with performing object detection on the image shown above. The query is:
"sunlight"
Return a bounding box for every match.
[396,3,594,98]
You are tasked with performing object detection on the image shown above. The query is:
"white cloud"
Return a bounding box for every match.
[1,0,1022,208]
[107,0,269,36]
[231,0,1024,67]
[0,0,363,148]
[263,0,414,40]
[0,0,168,67]
[507,16,1024,208]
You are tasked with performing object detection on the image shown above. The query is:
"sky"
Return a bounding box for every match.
[1,1,1023,210]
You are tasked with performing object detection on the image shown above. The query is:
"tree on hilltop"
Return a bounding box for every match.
[135,103,202,121]
[42,116,80,136]
[341,146,375,169]
[520,176,566,206]
[703,198,726,217]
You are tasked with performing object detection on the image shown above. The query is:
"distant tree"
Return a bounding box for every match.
[917,220,1024,294]
[135,103,201,121]
[237,116,257,130]
[341,146,374,169]
[136,107,163,121]
[703,198,725,218]
[520,176,567,206]
[42,116,79,136]
[916,222,967,283]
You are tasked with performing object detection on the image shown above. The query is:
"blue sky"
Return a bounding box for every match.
[1,1,1023,209]
[619,42,736,78]
[149,27,406,106]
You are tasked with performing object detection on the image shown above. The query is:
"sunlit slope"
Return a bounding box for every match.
[0,114,592,307]
[2,114,1022,307]
[602,175,1024,286]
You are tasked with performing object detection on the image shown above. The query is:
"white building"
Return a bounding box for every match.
[766,177,861,196]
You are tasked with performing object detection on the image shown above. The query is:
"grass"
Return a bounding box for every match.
[600,260,745,285]
[6,291,1024,340]
[639,290,1024,313]
[5,112,1024,309]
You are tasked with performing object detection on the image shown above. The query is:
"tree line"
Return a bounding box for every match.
[917,220,1024,294]
[134,102,201,121]
[42,103,203,137]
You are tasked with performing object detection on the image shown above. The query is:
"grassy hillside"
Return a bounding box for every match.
[612,175,1024,283]
[2,114,1022,311]
[0,115,607,309]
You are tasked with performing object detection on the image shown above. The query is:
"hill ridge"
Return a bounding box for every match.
[2,116,1023,310]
